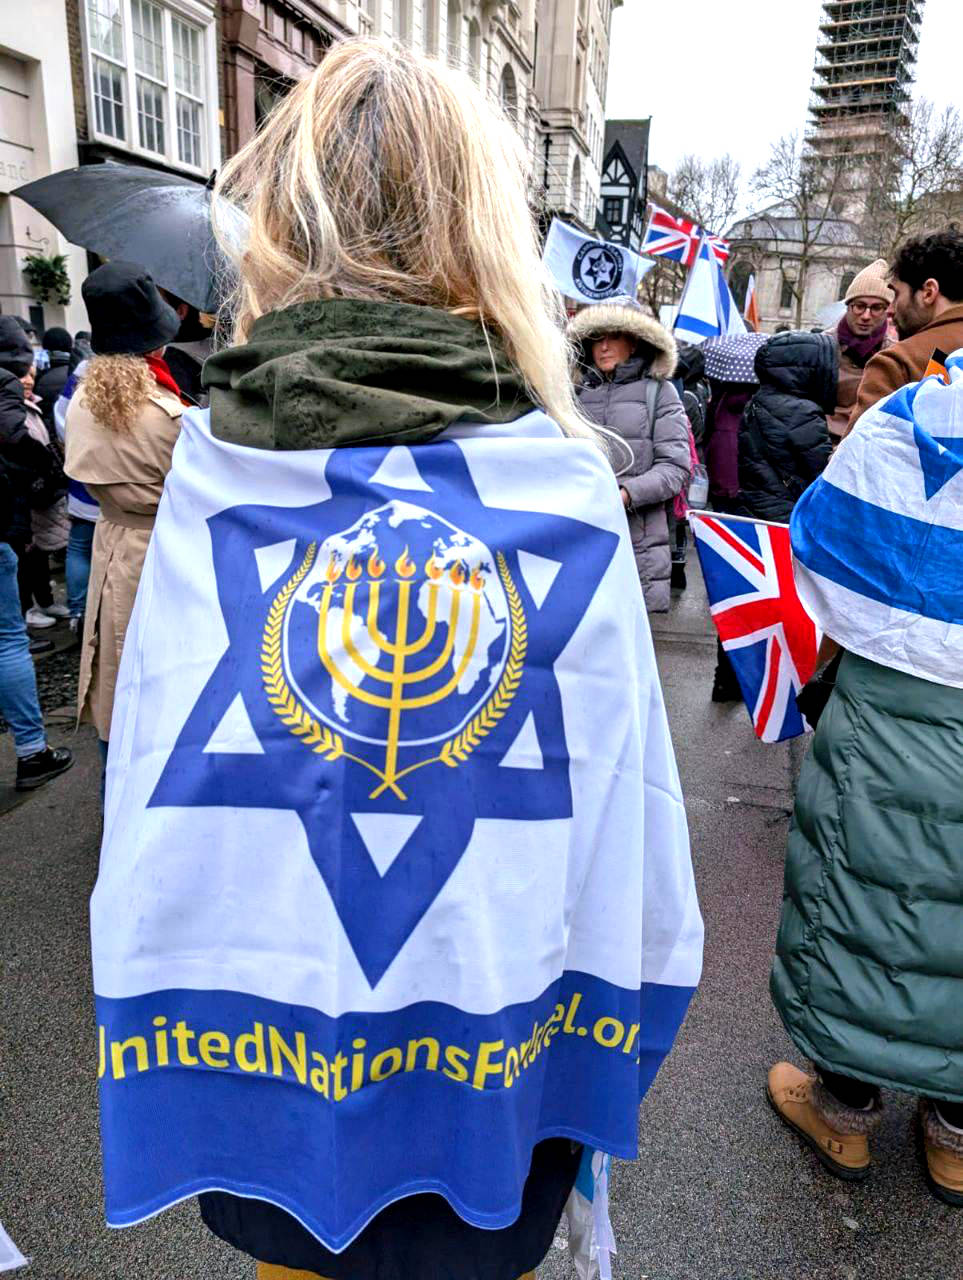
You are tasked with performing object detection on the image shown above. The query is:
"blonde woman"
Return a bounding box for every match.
[64,262,183,758]
[90,37,697,1280]
[193,37,602,1280]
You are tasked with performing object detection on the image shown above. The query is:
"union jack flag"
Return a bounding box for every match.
[642,205,730,268]
[690,513,820,743]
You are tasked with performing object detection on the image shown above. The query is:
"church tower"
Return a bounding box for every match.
[808,0,926,212]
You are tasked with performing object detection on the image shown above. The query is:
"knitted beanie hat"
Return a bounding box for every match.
[42,326,73,353]
[0,316,35,376]
[845,259,894,304]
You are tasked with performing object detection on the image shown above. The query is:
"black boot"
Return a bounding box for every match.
[670,561,687,591]
[712,644,742,703]
[15,746,74,792]
[711,671,742,703]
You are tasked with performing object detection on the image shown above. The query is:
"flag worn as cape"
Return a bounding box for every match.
[542,218,654,305]
[55,362,100,522]
[92,408,703,1252]
[792,347,963,688]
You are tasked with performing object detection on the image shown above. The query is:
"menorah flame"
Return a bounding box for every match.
[316,545,486,799]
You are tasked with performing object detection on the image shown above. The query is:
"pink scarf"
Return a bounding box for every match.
[837,315,888,365]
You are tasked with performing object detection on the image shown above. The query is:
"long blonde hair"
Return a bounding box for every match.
[81,356,156,433]
[213,37,596,441]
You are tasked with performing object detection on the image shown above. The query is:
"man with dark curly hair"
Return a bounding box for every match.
[849,227,963,429]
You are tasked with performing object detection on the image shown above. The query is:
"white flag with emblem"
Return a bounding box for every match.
[542,218,654,305]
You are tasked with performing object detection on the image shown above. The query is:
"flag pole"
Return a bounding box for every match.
[744,273,760,332]
[672,232,707,335]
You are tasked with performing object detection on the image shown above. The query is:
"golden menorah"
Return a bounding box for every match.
[316,545,486,799]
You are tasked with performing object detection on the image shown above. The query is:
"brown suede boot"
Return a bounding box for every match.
[919,1100,963,1207]
[767,1062,879,1182]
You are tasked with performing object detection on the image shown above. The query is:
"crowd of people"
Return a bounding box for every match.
[0,34,961,1280]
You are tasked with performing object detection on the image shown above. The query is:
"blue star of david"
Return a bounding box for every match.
[150,441,618,986]
[914,425,963,500]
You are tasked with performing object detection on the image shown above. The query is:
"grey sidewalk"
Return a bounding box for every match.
[1,566,958,1279]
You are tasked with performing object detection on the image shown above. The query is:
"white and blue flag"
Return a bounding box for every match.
[55,362,100,522]
[542,218,654,305]
[673,236,747,346]
[792,349,963,688]
[92,409,703,1251]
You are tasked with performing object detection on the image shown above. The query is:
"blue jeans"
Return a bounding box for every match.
[0,541,46,757]
[66,517,95,619]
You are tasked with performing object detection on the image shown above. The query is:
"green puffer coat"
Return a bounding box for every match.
[771,651,963,1103]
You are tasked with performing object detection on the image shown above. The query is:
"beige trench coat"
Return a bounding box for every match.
[64,388,183,739]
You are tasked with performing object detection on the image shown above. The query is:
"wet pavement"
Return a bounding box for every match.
[1,560,958,1279]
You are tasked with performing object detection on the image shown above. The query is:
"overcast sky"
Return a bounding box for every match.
[605,0,963,185]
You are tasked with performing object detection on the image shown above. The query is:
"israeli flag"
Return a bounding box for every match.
[542,217,654,305]
[792,349,963,688]
[673,237,747,346]
[92,408,703,1251]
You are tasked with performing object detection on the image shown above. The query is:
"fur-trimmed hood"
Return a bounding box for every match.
[567,301,678,381]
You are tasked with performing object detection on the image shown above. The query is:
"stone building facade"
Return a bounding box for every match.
[219,1,347,157]
[11,0,616,328]
[215,0,619,230]
[726,204,870,332]
[534,0,618,230]
[336,0,543,175]
[0,1,89,331]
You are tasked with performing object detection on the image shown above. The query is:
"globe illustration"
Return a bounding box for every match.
[285,501,510,748]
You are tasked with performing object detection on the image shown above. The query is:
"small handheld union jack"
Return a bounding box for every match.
[689,512,820,743]
[642,205,730,268]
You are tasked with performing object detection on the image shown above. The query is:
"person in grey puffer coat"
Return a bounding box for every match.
[568,297,690,612]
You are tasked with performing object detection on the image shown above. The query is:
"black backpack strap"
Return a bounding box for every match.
[644,377,660,433]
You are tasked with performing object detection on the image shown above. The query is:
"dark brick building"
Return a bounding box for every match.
[220,0,347,157]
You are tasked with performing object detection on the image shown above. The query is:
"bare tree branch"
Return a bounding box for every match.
[639,257,686,321]
[861,99,963,257]
[668,154,743,235]
[750,132,851,327]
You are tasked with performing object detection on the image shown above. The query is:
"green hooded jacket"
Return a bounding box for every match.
[771,651,963,1103]
[197,298,580,1278]
[202,299,535,450]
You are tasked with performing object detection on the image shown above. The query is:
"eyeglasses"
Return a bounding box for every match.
[847,301,888,316]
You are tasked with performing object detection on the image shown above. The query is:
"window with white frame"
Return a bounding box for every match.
[423,0,438,55]
[395,0,412,43]
[499,64,517,124]
[446,0,461,68]
[358,0,376,35]
[85,0,215,173]
[467,18,481,82]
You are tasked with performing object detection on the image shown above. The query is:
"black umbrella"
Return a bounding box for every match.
[13,162,245,314]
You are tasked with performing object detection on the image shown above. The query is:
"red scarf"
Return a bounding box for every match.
[144,353,188,404]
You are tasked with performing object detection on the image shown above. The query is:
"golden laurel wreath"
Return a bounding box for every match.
[439,553,526,767]
[261,543,344,761]
[261,544,527,788]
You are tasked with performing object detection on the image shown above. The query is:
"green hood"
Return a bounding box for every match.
[202,299,535,451]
